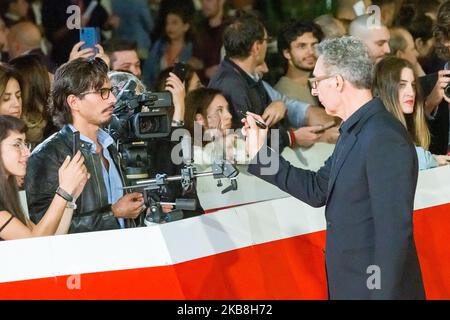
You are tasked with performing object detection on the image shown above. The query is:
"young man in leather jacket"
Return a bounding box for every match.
[25,57,145,233]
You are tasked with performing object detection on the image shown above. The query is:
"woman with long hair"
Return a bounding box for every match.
[0,63,22,118]
[144,7,194,88]
[0,116,89,240]
[184,87,236,164]
[373,56,450,170]
[9,54,53,146]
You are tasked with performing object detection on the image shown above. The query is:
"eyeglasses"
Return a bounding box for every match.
[79,87,116,100]
[308,74,338,89]
[7,141,31,152]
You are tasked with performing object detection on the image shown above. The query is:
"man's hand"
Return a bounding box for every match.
[262,100,286,127]
[425,69,450,114]
[68,42,110,66]
[292,126,324,148]
[94,44,110,67]
[69,41,94,61]
[241,112,268,160]
[112,192,145,219]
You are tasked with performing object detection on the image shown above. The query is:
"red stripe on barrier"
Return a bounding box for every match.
[1,202,449,300]
[0,231,327,300]
[414,203,450,300]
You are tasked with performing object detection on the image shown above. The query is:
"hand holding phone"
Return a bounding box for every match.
[80,27,100,57]
[72,131,80,157]
[173,62,187,82]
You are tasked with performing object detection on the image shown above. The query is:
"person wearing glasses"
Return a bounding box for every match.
[243,36,425,299]
[209,12,300,152]
[0,115,89,240]
[25,58,145,234]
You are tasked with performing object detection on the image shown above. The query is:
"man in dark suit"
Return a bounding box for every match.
[243,36,425,300]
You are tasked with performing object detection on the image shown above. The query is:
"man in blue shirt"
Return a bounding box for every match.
[26,57,144,233]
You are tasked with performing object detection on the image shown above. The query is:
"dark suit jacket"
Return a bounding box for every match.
[208,57,291,151]
[248,98,425,300]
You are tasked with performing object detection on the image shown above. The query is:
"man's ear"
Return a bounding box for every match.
[335,74,345,92]
[250,40,260,58]
[283,48,291,62]
[415,38,424,51]
[66,94,80,113]
[195,113,205,127]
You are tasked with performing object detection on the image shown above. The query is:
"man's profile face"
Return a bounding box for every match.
[76,80,117,127]
[364,26,390,63]
[255,30,269,66]
[311,56,338,116]
[285,32,319,71]
[111,50,142,78]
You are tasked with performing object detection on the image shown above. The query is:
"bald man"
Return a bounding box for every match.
[6,21,41,59]
[349,14,390,63]
[6,21,55,71]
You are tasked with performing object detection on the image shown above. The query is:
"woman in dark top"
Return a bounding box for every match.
[0,116,89,240]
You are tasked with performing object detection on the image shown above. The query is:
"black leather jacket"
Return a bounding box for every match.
[25,125,128,233]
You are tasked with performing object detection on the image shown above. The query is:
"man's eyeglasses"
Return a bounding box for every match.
[308,74,338,90]
[262,36,273,43]
[79,87,117,100]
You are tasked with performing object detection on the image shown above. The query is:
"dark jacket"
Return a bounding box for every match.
[208,57,291,152]
[248,98,425,299]
[25,125,127,233]
[419,72,449,155]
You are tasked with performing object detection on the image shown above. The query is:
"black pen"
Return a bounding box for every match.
[238,110,267,129]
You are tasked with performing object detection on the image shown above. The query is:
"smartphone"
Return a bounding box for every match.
[313,121,336,134]
[80,27,100,56]
[72,131,80,157]
[173,62,187,82]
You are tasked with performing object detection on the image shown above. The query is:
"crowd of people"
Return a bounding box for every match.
[0,0,449,250]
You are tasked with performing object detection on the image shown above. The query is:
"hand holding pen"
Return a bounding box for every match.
[237,110,267,129]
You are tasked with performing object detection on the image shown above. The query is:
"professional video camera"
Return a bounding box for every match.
[109,79,172,141]
[107,79,173,180]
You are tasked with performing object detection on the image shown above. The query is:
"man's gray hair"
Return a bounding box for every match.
[315,36,373,89]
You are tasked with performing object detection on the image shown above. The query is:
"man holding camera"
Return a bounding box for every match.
[25,57,145,233]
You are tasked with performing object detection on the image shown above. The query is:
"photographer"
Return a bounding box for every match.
[25,58,144,233]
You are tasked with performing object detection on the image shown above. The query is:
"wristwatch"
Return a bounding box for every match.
[66,201,77,210]
[171,119,184,127]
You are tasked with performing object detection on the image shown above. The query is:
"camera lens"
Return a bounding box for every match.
[445,84,450,99]
[139,116,160,134]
